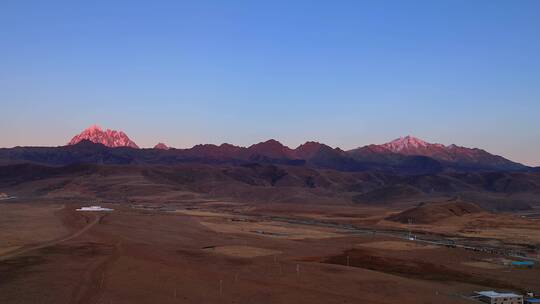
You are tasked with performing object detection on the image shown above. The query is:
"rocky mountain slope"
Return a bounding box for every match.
[348,136,525,171]
[68,125,139,148]
[153,143,170,150]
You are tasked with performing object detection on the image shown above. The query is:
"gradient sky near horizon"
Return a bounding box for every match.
[1,1,539,165]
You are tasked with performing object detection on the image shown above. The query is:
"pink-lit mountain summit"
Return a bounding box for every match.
[360,135,512,166]
[68,125,139,149]
[381,135,445,153]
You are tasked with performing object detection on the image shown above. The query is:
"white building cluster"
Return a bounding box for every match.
[76,205,114,212]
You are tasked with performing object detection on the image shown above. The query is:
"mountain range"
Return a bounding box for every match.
[0,125,531,174]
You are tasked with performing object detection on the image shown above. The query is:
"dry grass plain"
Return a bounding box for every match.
[0,203,68,254]
[204,245,281,258]
[0,197,539,304]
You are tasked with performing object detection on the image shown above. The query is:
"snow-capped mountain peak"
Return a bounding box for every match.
[382,135,431,152]
[68,125,139,148]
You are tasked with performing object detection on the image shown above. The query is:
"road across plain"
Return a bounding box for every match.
[0,213,101,262]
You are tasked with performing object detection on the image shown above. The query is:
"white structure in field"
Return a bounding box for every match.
[476,291,523,304]
[76,205,114,212]
[0,193,14,200]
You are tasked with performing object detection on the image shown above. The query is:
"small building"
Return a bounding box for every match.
[76,205,114,212]
[476,291,523,304]
[525,299,540,304]
[0,193,14,200]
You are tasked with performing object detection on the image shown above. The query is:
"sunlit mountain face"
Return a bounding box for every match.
[68,125,139,149]
[347,136,525,171]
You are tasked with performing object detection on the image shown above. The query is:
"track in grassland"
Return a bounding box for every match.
[0,213,101,262]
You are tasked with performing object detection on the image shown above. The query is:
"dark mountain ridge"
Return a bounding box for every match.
[1,125,530,174]
[0,138,531,175]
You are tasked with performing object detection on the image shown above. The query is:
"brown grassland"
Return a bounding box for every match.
[1,165,539,303]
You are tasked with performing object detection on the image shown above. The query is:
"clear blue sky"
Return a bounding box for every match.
[1,0,539,165]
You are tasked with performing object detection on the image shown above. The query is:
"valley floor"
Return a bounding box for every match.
[1,199,539,304]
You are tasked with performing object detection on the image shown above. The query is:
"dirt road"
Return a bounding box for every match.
[0,212,101,261]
